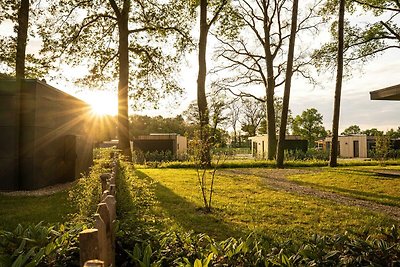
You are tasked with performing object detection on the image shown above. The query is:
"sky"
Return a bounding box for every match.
[1,3,399,133]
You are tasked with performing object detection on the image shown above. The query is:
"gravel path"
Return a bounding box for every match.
[220,168,400,221]
[0,181,76,196]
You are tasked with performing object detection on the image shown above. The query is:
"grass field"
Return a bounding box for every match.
[288,166,400,207]
[0,189,76,231]
[137,167,398,241]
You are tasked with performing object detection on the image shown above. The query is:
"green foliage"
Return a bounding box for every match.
[375,135,391,163]
[362,128,384,136]
[41,0,194,108]
[115,156,400,265]
[0,1,52,78]
[122,226,400,266]
[0,222,87,267]
[115,160,162,257]
[292,108,327,148]
[285,148,330,161]
[68,148,115,220]
[341,125,362,135]
[129,115,191,138]
[314,0,400,68]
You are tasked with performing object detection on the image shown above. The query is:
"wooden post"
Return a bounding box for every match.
[94,214,109,266]
[100,173,111,193]
[103,195,117,223]
[97,203,113,266]
[101,190,110,201]
[79,229,99,267]
[84,260,104,267]
[109,184,116,196]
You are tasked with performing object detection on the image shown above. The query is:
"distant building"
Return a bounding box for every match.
[0,79,93,191]
[324,135,375,158]
[132,133,187,159]
[248,135,308,159]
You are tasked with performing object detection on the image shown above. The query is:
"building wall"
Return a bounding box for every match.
[0,81,20,190]
[325,135,368,158]
[0,79,93,191]
[249,135,307,159]
[132,134,187,159]
[177,135,188,156]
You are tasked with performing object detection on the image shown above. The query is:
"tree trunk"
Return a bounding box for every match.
[262,1,277,160]
[329,0,345,167]
[16,0,29,189]
[197,0,211,167]
[16,0,29,79]
[117,6,132,161]
[277,0,299,168]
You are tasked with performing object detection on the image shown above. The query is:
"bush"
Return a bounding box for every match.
[68,148,115,220]
[285,148,329,161]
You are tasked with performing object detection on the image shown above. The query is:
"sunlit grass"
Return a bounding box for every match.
[137,168,396,241]
[288,166,400,207]
[0,190,76,231]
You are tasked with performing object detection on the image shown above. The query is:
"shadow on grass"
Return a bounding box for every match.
[135,169,244,240]
[293,179,400,207]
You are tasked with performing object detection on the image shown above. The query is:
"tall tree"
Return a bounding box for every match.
[197,0,228,166]
[258,97,292,135]
[277,0,299,168]
[330,0,346,167]
[15,0,29,79]
[43,1,193,160]
[292,108,327,148]
[0,0,49,78]
[214,0,320,159]
[313,0,400,68]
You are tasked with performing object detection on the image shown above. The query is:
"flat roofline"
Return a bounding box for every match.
[370,84,400,101]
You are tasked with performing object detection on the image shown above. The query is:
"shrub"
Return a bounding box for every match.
[68,148,115,220]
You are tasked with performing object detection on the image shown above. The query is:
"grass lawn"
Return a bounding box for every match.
[137,167,397,241]
[0,190,76,231]
[288,166,400,207]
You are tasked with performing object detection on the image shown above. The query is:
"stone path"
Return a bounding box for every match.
[220,168,400,221]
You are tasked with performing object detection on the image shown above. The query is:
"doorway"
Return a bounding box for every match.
[353,140,359,158]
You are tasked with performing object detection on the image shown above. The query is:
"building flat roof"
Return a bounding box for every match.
[370,84,400,101]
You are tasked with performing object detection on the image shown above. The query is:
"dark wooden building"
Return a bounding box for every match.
[0,79,93,191]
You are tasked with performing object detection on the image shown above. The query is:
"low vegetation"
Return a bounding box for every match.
[2,150,400,266]
[0,148,115,266]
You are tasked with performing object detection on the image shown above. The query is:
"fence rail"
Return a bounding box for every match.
[79,153,118,267]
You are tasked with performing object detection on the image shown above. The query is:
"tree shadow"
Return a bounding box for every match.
[135,169,244,240]
[293,179,400,206]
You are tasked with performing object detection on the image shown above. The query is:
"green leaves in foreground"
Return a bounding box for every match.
[0,222,87,267]
[121,226,400,266]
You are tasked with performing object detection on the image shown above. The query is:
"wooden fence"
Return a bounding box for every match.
[79,154,118,267]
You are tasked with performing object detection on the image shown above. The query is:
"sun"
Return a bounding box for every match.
[85,91,118,116]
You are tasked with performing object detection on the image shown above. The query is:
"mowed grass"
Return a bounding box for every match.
[137,168,396,241]
[288,166,400,207]
[0,190,76,231]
